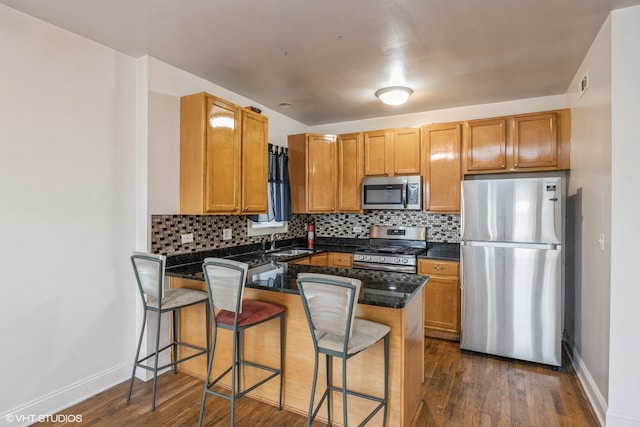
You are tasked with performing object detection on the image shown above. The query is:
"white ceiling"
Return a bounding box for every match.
[3,0,639,126]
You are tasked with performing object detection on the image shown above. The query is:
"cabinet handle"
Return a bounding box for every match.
[501,164,505,168]
[514,163,519,167]
[243,207,248,211]
[235,206,240,211]
[434,266,444,270]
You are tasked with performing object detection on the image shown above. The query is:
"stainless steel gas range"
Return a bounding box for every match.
[353,226,427,274]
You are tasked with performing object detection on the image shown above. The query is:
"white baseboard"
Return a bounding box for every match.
[564,340,607,427]
[0,353,171,427]
[606,412,640,426]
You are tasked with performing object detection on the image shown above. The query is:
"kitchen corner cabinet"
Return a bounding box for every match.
[363,127,421,177]
[180,92,268,214]
[418,259,460,341]
[463,109,570,175]
[421,122,462,213]
[288,133,337,213]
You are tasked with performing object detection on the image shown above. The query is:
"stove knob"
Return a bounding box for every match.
[366,256,372,261]
[395,257,400,263]
[402,258,408,264]
[357,255,363,261]
[380,257,385,262]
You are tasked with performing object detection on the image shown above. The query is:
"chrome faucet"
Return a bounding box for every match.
[270,233,280,251]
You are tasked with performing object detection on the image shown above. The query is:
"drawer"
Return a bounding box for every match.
[418,259,459,277]
[329,252,353,268]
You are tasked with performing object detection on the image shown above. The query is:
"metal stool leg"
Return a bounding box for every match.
[326,355,332,425]
[127,307,147,401]
[151,310,162,411]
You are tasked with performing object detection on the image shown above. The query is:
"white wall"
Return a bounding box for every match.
[0,4,137,422]
[608,5,640,426]
[144,57,308,215]
[565,16,613,425]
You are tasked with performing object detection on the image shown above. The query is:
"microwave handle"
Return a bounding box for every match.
[402,178,408,208]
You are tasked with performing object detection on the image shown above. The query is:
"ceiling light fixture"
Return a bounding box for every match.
[375,86,413,106]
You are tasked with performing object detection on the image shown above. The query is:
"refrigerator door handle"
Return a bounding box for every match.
[460,241,559,250]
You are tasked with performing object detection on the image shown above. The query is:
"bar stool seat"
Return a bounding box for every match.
[199,257,285,427]
[297,272,390,427]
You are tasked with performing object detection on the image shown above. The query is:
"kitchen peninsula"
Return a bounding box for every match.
[167,255,427,427]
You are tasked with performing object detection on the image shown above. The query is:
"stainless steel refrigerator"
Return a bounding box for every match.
[460,176,563,366]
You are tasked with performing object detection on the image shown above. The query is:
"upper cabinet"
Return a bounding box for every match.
[336,132,364,213]
[288,133,337,213]
[289,132,363,214]
[463,109,570,175]
[421,122,462,212]
[363,127,421,176]
[180,92,268,215]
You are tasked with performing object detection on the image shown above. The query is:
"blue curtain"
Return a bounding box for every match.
[249,144,291,222]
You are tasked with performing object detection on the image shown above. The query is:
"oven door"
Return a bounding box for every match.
[352,260,417,274]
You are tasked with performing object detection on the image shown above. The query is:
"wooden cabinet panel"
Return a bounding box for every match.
[418,259,460,341]
[307,135,336,213]
[463,118,507,173]
[328,252,353,268]
[463,109,570,175]
[336,133,363,212]
[288,133,337,214]
[421,122,461,213]
[393,127,421,175]
[512,112,557,170]
[241,110,268,213]
[363,129,390,176]
[180,92,267,215]
[309,253,328,266]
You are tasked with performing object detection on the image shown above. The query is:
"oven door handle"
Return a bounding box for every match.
[352,261,416,274]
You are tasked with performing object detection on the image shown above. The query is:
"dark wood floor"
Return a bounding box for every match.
[36,338,599,426]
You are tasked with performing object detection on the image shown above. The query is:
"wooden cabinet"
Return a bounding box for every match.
[180,92,268,214]
[421,122,462,212]
[288,253,328,266]
[327,252,353,268]
[418,259,460,341]
[289,133,362,214]
[336,133,364,212]
[363,128,421,176]
[288,133,337,213]
[463,109,570,175]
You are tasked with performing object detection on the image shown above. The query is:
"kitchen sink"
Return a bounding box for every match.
[269,248,314,257]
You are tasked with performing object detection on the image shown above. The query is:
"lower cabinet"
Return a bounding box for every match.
[288,253,329,266]
[327,252,353,268]
[417,259,461,341]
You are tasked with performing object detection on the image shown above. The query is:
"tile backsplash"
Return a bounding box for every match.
[151,212,460,255]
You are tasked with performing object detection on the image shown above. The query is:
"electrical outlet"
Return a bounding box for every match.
[223,228,232,240]
[598,233,605,251]
[181,233,194,244]
[353,226,363,233]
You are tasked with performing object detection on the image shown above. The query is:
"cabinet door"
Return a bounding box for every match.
[393,128,421,175]
[463,118,507,173]
[424,275,460,334]
[241,110,268,214]
[204,96,242,213]
[307,134,336,212]
[309,253,328,266]
[336,133,363,212]
[512,112,558,170]
[363,130,391,176]
[422,123,461,212]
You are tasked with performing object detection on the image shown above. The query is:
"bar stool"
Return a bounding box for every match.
[127,252,210,411]
[297,273,390,427]
[199,257,285,426]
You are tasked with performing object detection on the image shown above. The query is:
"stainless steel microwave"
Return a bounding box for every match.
[361,175,422,210]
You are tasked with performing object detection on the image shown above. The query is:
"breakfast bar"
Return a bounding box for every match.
[167,258,427,427]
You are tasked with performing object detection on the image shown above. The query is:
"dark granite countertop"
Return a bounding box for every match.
[420,242,460,261]
[166,257,427,309]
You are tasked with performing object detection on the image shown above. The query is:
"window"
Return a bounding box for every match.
[246,219,288,237]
